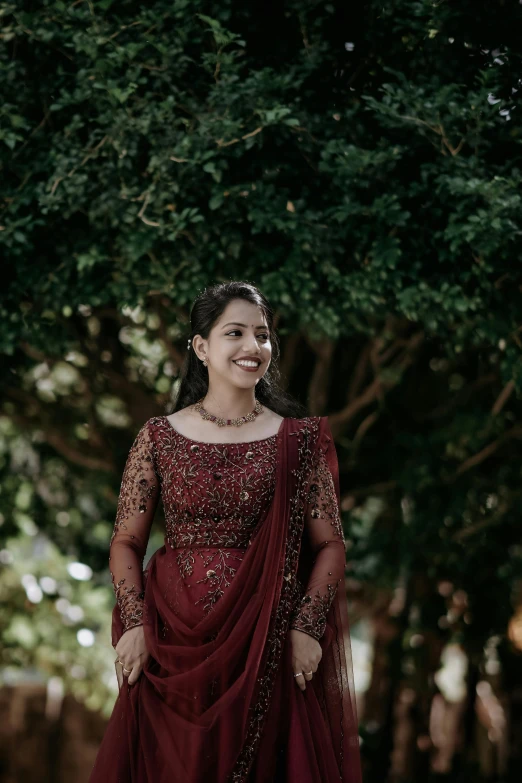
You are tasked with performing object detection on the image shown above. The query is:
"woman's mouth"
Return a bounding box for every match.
[233,360,261,373]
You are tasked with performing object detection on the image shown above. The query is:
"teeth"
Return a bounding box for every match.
[234,360,259,368]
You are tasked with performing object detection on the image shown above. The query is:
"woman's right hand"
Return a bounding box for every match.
[115,625,150,686]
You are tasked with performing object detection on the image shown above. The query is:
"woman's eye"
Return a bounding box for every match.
[226,331,269,340]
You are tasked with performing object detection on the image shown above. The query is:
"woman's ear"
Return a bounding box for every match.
[192,334,206,362]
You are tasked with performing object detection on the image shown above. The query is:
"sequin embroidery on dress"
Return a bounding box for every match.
[289,445,346,640]
[108,415,346,643]
[154,416,279,618]
[109,422,161,633]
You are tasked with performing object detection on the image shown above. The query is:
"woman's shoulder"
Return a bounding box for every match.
[282,414,325,437]
[285,414,323,425]
[133,416,167,445]
[140,415,166,432]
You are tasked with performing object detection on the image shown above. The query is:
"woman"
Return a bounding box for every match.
[89,281,362,783]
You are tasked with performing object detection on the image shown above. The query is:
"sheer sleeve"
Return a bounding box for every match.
[290,420,346,641]
[109,421,160,636]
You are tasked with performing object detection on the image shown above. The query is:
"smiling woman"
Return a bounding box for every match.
[168,282,306,443]
[88,282,362,783]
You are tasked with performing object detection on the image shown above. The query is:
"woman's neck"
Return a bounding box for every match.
[201,387,257,420]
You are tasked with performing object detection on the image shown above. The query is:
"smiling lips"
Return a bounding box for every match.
[233,359,261,372]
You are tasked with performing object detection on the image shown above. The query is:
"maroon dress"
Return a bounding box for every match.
[89,415,362,783]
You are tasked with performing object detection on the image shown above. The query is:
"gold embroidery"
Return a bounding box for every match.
[307,448,344,540]
[153,417,278,613]
[154,417,278,554]
[194,549,244,614]
[229,417,321,781]
[290,579,342,640]
[290,443,346,640]
[109,422,160,633]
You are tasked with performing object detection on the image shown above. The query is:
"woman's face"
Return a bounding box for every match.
[194,299,272,389]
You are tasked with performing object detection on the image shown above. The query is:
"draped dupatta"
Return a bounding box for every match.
[105,416,362,783]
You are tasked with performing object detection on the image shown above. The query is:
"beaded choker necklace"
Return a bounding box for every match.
[193,398,263,427]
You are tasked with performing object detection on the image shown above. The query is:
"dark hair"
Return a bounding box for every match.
[169,281,307,418]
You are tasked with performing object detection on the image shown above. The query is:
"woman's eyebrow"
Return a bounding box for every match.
[221,322,268,329]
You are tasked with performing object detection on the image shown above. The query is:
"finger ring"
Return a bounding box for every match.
[123,667,131,674]
[293,672,304,678]
[305,671,313,675]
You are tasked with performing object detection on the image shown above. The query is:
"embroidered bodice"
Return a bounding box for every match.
[109,416,346,641]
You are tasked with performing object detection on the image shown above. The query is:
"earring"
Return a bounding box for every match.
[202,358,208,367]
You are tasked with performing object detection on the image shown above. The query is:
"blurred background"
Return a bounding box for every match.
[2,1,522,781]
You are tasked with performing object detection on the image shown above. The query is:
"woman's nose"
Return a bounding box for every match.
[242,338,262,352]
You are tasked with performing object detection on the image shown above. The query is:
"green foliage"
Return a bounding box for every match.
[2,0,521,351]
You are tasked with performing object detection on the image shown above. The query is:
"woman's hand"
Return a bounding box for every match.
[114,625,150,686]
[290,628,322,691]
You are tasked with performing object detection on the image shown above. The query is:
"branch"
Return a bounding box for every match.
[347,342,372,403]
[6,408,115,473]
[216,126,263,148]
[278,331,302,392]
[298,14,311,51]
[329,331,424,437]
[44,428,115,472]
[378,336,410,366]
[137,191,160,227]
[452,501,510,542]
[418,373,497,422]
[450,425,522,479]
[298,148,320,173]
[329,376,382,436]
[13,108,50,159]
[306,337,334,416]
[352,410,380,448]
[439,122,465,157]
[106,20,144,41]
[491,379,515,416]
[18,341,60,365]
[395,115,465,156]
[347,320,414,405]
[494,273,510,289]
[50,135,109,195]
[369,336,385,404]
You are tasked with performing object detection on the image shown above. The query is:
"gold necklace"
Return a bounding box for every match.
[193,398,263,427]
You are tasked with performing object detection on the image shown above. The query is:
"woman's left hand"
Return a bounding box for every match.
[290,628,322,691]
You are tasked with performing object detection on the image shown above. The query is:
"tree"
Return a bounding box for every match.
[2,1,522,777]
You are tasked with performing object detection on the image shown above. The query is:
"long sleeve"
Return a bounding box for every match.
[109,421,160,636]
[290,421,346,641]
